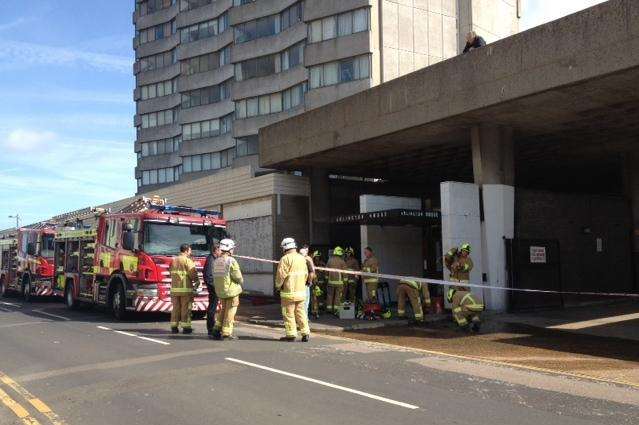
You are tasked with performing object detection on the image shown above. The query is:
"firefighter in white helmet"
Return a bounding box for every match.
[276,237,310,342]
[212,239,243,340]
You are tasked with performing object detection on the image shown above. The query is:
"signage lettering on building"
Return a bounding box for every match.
[530,246,547,264]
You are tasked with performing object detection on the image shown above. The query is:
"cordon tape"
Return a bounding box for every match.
[234,254,639,298]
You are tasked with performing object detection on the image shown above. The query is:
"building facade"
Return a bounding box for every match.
[133,0,519,191]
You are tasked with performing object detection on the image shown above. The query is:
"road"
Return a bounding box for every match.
[0,299,637,425]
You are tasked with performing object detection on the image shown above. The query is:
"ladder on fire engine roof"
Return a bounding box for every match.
[118,196,221,218]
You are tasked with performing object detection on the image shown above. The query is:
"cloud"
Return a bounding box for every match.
[0,17,31,32]
[1,129,56,152]
[0,40,132,74]
[521,0,608,30]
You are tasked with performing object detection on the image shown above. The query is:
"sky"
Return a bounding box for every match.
[0,0,609,230]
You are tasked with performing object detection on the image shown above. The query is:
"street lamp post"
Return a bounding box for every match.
[8,214,21,229]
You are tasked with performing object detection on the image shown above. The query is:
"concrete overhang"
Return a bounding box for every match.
[259,0,639,181]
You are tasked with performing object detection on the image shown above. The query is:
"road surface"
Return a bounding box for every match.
[0,298,637,425]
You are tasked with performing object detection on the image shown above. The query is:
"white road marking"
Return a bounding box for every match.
[0,301,22,308]
[32,310,71,321]
[547,312,639,330]
[97,326,171,346]
[226,357,420,410]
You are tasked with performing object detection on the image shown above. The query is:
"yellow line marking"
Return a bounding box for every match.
[0,387,41,425]
[0,371,66,425]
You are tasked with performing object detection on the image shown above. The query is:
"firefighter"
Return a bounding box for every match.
[343,247,360,304]
[203,243,221,339]
[276,238,310,342]
[325,246,347,314]
[299,244,315,318]
[361,246,380,303]
[212,239,243,340]
[310,250,326,319]
[169,244,200,334]
[396,279,431,323]
[447,243,484,332]
[444,246,459,277]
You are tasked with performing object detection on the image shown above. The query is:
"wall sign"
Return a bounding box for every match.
[530,246,547,264]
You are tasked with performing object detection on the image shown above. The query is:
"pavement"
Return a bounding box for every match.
[1,297,638,425]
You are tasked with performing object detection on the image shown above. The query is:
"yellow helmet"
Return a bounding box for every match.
[312,250,321,258]
[345,247,355,256]
[333,246,344,256]
[460,243,471,253]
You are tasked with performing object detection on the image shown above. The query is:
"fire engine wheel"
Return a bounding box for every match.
[65,282,78,310]
[110,282,126,321]
[22,277,32,302]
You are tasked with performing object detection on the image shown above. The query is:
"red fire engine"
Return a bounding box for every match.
[54,197,227,319]
[0,226,56,300]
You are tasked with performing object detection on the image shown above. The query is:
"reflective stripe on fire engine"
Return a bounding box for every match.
[121,256,139,273]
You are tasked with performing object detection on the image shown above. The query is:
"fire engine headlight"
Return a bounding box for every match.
[136,288,158,297]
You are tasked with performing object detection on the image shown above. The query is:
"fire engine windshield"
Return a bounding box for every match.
[41,235,55,258]
[143,223,227,257]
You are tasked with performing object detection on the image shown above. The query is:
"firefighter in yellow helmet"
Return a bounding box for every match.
[361,246,380,303]
[343,247,360,304]
[447,243,484,332]
[169,244,200,334]
[325,246,347,314]
[212,239,243,340]
[310,250,326,319]
[396,279,431,323]
[276,238,310,342]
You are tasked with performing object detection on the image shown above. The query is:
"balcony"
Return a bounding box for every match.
[178,99,235,125]
[177,30,233,61]
[179,64,235,92]
[180,132,236,157]
[233,66,307,100]
[176,0,232,28]
[229,0,298,25]
[135,33,179,59]
[304,30,371,67]
[232,22,306,63]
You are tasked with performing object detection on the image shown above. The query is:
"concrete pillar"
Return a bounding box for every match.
[472,124,515,312]
[624,152,639,291]
[309,169,331,246]
[441,182,484,308]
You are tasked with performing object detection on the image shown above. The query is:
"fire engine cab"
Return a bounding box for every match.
[55,197,228,319]
[0,227,56,300]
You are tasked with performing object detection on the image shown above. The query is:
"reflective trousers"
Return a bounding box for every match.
[170,295,192,330]
[343,278,358,303]
[281,299,310,337]
[364,280,378,302]
[206,287,218,334]
[214,296,239,337]
[396,286,424,322]
[451,290,483,327]
[310,285,320,315]
[325,285,343,312]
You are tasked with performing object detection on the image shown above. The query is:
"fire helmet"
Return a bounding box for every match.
[281,237,297,251]
[219,239,236,252]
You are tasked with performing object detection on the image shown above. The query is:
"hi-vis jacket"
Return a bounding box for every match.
[275,251,309,302]
[326,255,347,286]
[452,256,473,282]
[170,253,199,295]
[362,256,380,284]
[213,254,243,299]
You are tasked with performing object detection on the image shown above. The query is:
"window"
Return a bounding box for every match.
[140,78,177,100]
[181,114,233,141]
[180,13,228,43]
[137,20,176,45]
[140,166,181,187]
[308,55,371,89]
[308,8,371,43]
[141,136,181,157]
[233,0,256,5]
[281,42,303,71]
[280,2,303,32]
[106,219,119,248]
[138,50,176,72]
[181,51,223,76]
[181,81,231,109]
[236,136,259,157]
[235,83,306,119]
[235,42,303,82]
[139,107,179,129]
[137,0,175,16]
[234,13,279,43]
[182,148,234,174]
[180,0,212,12]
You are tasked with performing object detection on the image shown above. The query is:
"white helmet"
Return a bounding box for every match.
[281,237,297,251]
[219,239,235,252]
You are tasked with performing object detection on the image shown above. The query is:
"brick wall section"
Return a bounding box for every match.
[516,189,633,296]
